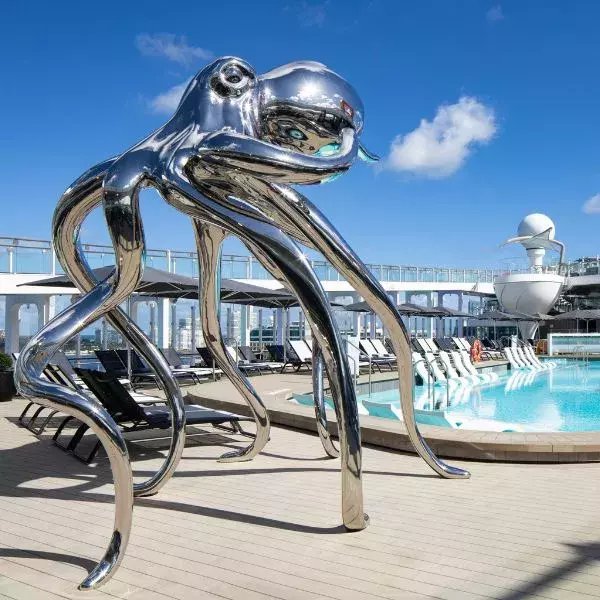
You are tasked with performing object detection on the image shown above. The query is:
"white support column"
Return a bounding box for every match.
[157,298,171,349]
[275,307,284,344]
[369,313,376,339]
[457,293,464,337]
[426,291,434,338]
[436,291,445,338]
[170,301,178,349]
[148,301,158,345]
[190,304,197,350]
[240,305,251,346]
[5,298,21,355]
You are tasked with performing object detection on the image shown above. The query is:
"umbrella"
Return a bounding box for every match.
[434,307,472,318]
[20,266,206,382]
[21,267,304,374]
[553,309,600,333]
[23,266,199,295]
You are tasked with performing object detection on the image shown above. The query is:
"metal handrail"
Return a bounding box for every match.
[345,337,367,393]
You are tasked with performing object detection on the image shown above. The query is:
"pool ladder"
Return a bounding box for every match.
[414,356,450,410]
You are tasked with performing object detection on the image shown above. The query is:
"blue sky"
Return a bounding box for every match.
[2,0,600,269]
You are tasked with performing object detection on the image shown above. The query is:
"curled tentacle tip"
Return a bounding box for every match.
[443,466,471,479]
[358,144,379,163]
[218,449,255,463]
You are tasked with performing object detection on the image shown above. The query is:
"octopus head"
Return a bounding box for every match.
[257,61,377,161]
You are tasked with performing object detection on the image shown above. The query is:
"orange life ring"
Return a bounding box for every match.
[471,339,483,363]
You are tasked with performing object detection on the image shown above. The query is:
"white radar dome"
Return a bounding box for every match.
[517,213,555,249]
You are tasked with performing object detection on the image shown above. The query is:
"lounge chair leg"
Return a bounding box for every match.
[18,401,35,425]
[30,410,59,435]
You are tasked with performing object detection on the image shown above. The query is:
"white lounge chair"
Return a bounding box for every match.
[424,338,439,353]
[438,351,470,385]
[371,338,396,360]
[450,350,480,383]
[459,349,498,382]
[504,347,523,370]
[412,351,432,385]
[359,339,395,370]
[289,340,312,363]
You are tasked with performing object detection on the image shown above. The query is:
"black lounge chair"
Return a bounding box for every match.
[161,347,220,380]
[52,368,254,463]
[266,343,309,372]
[16,351,84,434]
[197,346,262,376]
[238,346,282,373]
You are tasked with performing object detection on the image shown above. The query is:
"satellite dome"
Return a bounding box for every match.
[517,214,555,249]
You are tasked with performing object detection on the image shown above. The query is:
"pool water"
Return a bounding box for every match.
[358,360,600,432]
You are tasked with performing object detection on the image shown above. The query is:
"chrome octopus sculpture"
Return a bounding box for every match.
[15,57,469,590]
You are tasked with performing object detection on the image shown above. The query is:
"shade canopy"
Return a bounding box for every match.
[22,266,298,307]
[433,307,473,318]
[553,309,600,321]
[343,300,447,316]
[474,310,526,321]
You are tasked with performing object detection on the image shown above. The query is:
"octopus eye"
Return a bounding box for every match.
[287,128,307,140]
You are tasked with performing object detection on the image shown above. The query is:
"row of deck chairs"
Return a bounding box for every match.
[16,351,253,464]
[411,337,499,386]
[504,342,555,371]
[94,348,220,388]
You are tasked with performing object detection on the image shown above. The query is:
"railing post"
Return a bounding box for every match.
[8,245,14,274]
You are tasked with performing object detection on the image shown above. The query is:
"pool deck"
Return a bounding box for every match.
[185,363,600,463]
[2,397,600,599]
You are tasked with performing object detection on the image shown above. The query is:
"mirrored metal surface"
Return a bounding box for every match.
[15,56,389,586]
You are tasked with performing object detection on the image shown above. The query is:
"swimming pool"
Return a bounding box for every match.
[358,359,600,432]
[291,359,600,432]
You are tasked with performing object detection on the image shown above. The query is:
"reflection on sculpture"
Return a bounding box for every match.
[15,57,468,590]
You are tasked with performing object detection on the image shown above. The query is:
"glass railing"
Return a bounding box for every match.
[0,235,514,284]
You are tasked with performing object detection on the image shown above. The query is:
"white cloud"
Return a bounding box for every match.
[582,193,600,214]
[135,33,212,65]
[385,96,497,178]
[148,80,190,114]
[486,5,505,22]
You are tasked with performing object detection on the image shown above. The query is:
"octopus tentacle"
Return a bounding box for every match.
[50,161,187,495]
[163,175,366,530]
[192,219,270,461]
[15,282,133,590]
[312,342,339,458]
[262,183,470,479]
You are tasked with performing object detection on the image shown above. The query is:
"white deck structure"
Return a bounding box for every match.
[2,235,600,354]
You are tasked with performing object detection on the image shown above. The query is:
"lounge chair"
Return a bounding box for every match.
[414,337,433,356]
[161,347,220,380]
[224,346,265,375]
[481,339,504,359]
[523,344,555,369]
[116,348,205,385]
[289,340,313,364]
[265,344,308,372]
[359,339,395,371]
[437,351,470,385]
[459,349,497,382]
[424,338,440,354]
[238,346,282,373]
[449,350,480,383]
[412,351,432,385]
[53,368,254,463]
